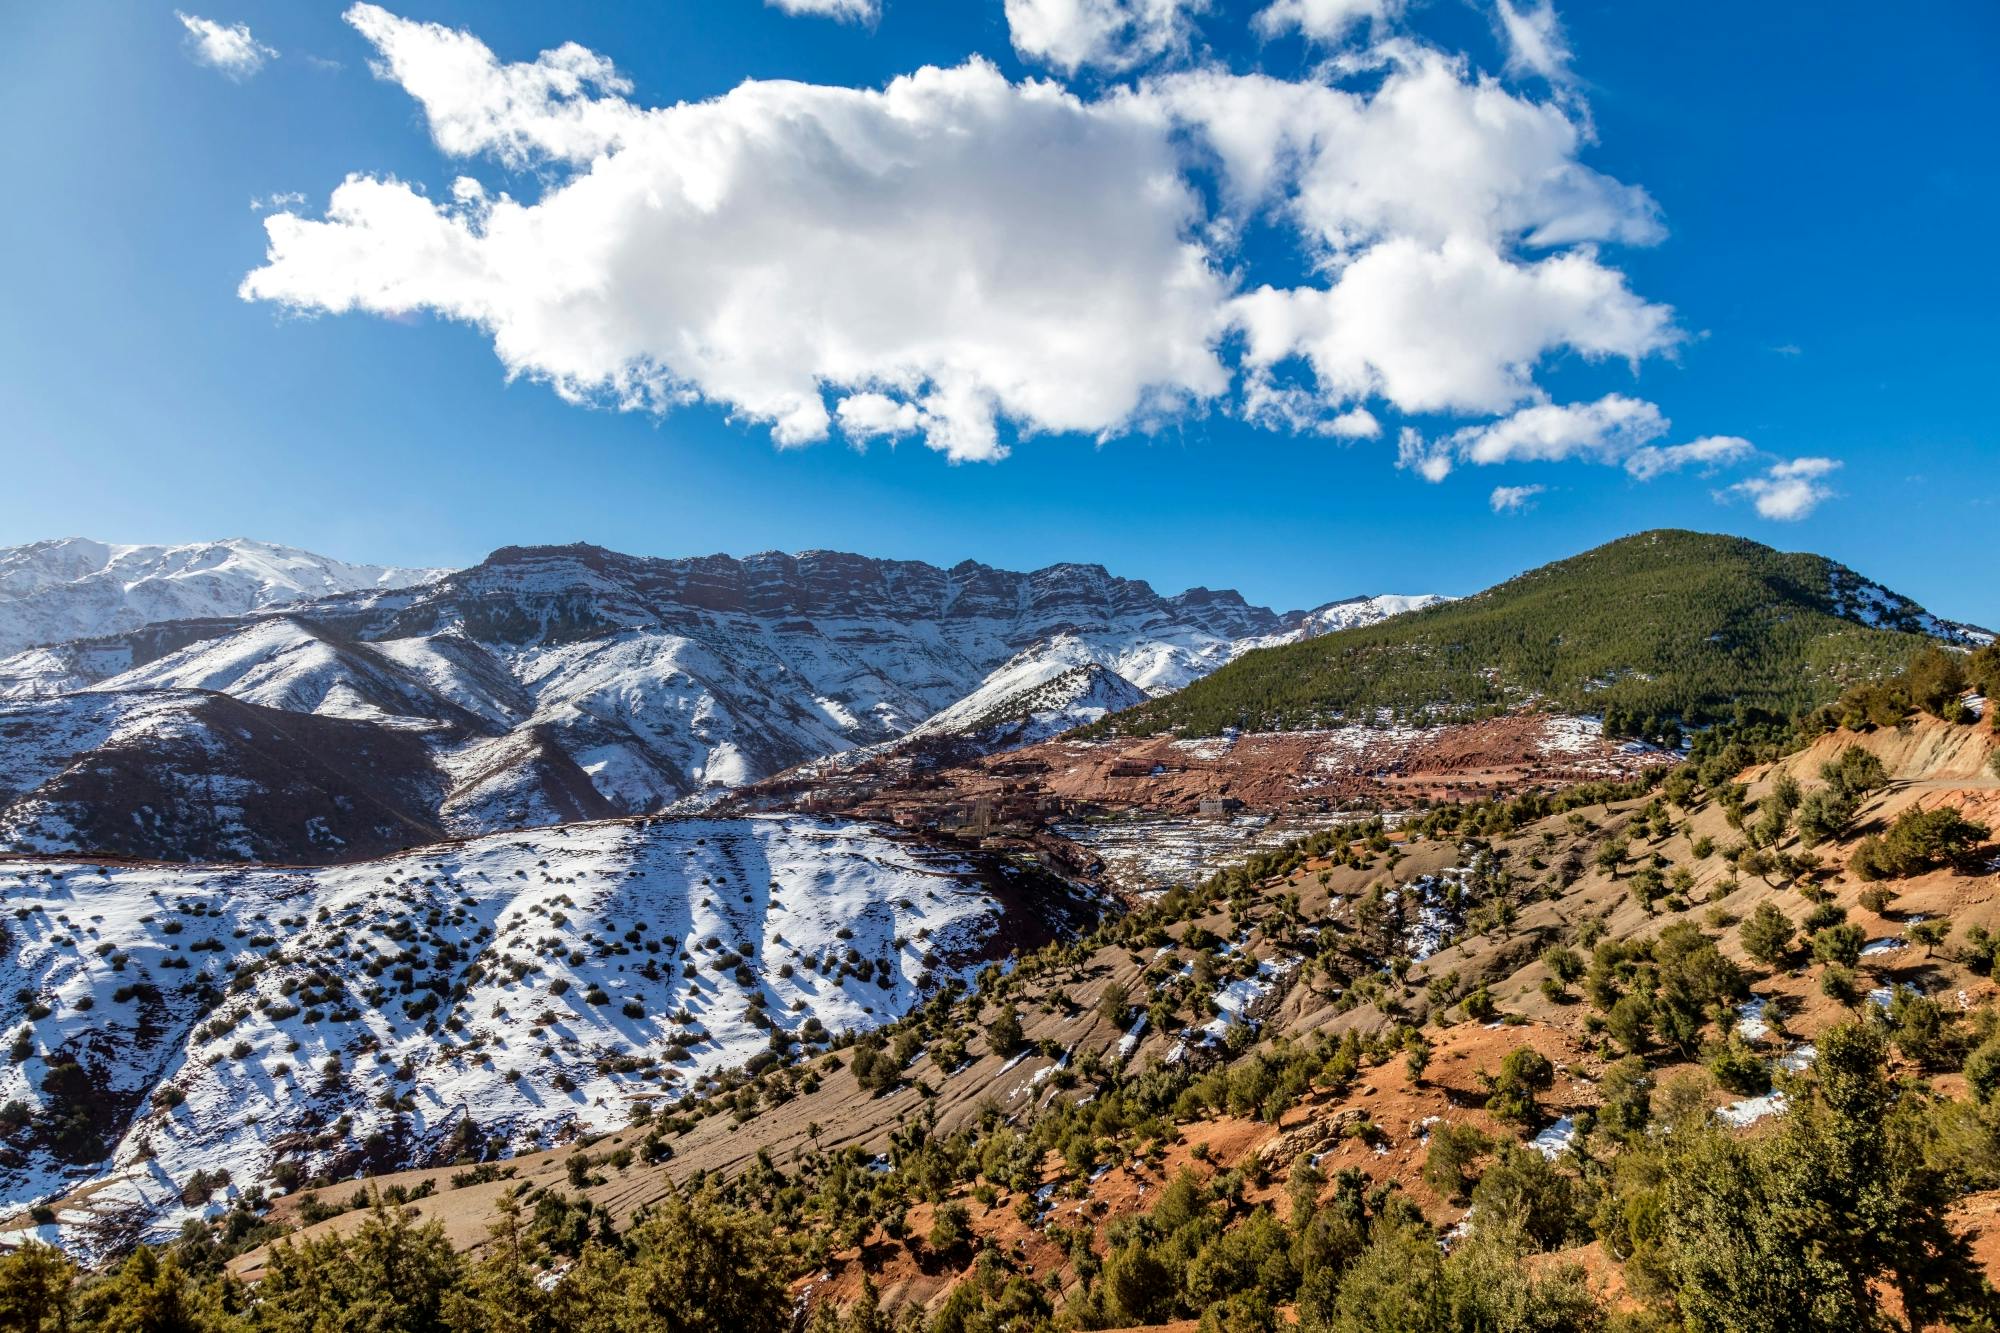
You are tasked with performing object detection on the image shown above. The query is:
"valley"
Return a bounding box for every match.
[78,702,1999,1327]
[3,529,1998,1331]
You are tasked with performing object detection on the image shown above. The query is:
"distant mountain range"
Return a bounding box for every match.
[4,530,1984,866]
[0,538,444,658]
[0,539,1440,860]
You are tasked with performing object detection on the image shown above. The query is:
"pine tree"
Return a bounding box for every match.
[618,1189,790,1333]
[445,1189,549,1333]
[985,1004,1023,1057]
[1739,901,1795,965]
[0,1243,76,1333]
[1660,1023,1988,1330]
[256,1198,464,1333]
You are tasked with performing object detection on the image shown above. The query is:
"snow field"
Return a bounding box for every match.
[0,815,1003,1254]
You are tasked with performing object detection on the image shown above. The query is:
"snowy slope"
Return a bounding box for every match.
[0,690,451,863]
[1239,593,1452,649]
[1290,593,1452,636]
[0,816,1040,1254]
[1827,567,1994,646]
[911,660,1150,751]
[83,619,479,729]
[0,538,447,658]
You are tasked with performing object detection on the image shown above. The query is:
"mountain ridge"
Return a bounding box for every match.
[0,538,447,658]
[0,541,1444,858]
[1087,529,1989,741]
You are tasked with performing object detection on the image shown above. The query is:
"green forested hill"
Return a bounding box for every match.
[1091,530,1951,739]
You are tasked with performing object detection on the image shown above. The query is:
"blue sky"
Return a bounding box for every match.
[1,1,1994,623]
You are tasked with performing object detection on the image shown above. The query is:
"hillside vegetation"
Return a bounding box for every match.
[1087,530,1966,740]
[10,686,1999,1331]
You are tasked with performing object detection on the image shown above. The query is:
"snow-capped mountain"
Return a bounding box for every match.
[0,538,447,658]
[0,543,1445,853]
[910,662,1152,753]
[1227,592,1454,654]
[0,816,1080,1253]
[1277,593,1453,639]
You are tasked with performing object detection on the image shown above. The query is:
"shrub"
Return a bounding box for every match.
[1421,1122,1490,1201]
[986,1005,1024,1058]
[849,1040,899,1093]
[1739,902,1795,965]
[1598,1057,1654,1137]
[1796,788,1856,847]
[1820,745,1888,799]
[1811,923,1865,968]
[1853,806,1991,880]
[928,1201,971,1252]
[1888,992,1954,1070]
[1484,1046,1554,1124]
[1706,1038,1771,1095]
[1966,1038,2000,1104]
[1469,1142,1581,1251]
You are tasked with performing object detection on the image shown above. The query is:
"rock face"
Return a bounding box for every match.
[0,544,1441,856]
[0,690,455,863]
[0,538,445,658]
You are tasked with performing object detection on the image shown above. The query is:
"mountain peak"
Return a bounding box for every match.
[1091,530,1980,739]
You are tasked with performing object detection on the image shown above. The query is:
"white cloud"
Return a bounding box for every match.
[1399,396,1758,486]
[835,392,921,440]
[345,4,639,167]
[1726,456,1842,521]
[765,0,879,22]
[1006,0,1208,73]
[1397,426,1452,482]
[1324,407,1381,439]
[1453,393,1664,466]
[1490,483,1545,512]
[1624,433,1752,481]
[249,191,307,212]
[1157,48,1672,433]
[243,8,1690,468]
[176,11,276,79]
[1240,380,1383,439]
[1493,0,1571,83]
[1158,55,1662,255]
[1253,0,1403,43]
[246,13,1230,462]
[1231,246,1674,423]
